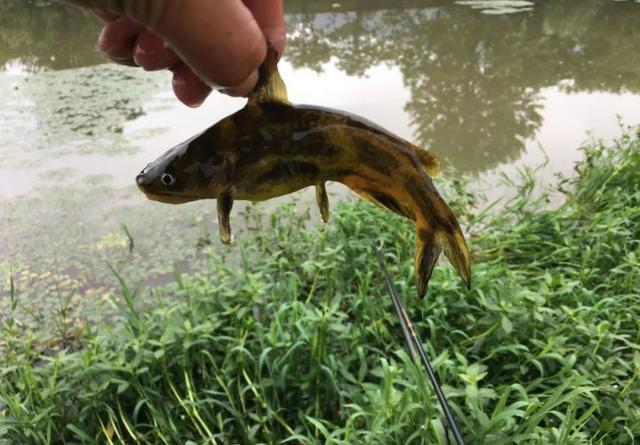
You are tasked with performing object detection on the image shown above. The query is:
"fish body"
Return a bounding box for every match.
[136,48,470,297]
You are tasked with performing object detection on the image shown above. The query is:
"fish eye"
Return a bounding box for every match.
[161,173,175,186]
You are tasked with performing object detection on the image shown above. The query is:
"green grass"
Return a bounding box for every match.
[1,128,640,444]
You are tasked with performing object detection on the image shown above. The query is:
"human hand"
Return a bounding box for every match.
[67,0,285,107]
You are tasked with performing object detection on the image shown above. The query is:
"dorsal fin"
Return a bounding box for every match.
[248,43,290,105]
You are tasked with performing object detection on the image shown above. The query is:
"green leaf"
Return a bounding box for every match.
[501,315,513,334]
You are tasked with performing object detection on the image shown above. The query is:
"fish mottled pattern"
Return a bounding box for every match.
[136,46,471,297]
[365,189,414,219]
[254,160,320,185]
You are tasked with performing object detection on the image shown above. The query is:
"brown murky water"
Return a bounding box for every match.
[1,0,640,328]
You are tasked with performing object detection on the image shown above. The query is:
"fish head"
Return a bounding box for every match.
[136,122,234,204]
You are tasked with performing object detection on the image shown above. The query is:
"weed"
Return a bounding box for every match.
[1,130,639,444]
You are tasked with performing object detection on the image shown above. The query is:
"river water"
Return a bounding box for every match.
[1,0,640,329]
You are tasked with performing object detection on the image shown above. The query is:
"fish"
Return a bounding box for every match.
[136,46,471,297]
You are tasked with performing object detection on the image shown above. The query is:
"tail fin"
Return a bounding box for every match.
[441,229,471,288]
[415,226,471,298]
[415,229,442,298]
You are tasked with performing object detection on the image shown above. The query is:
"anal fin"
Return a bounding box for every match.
[316,183,330,223]
[217,192,234,244]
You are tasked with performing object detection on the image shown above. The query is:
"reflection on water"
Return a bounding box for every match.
[0,0,103,71]
[285,0,640,172]
[2,0,640,173]
[1,0,640,330]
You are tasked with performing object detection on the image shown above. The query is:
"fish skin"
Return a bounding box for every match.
[136,47,470,297]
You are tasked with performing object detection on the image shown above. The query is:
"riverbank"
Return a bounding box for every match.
[1,129,639,443]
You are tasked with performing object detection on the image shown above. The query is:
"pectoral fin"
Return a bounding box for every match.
[316,183,330,223]
[217,192,234,244]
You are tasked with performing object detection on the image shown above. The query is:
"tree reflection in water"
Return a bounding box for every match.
[0,0,103,70]
[285,0,640,173]
[2,0,639,173]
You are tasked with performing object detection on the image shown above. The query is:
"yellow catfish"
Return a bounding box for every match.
[136,48,471,297]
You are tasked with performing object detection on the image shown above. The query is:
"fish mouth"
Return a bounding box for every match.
[139,189,201,204]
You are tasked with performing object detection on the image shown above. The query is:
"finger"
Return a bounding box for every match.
[93,10,119,22]
[158,0,267,88]
[172,64,212,108]
[243,0,286,55]
[97,16,142,61]
[105,55,137,66]
[72,0,268,88]
[220,70,258,97]
[134,30,180,71]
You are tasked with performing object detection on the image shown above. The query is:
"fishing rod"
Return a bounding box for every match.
[373,244,466,445]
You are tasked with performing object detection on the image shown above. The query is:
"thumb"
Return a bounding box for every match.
[70,0,267,88]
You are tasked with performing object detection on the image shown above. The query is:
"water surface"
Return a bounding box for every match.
[1,0,640,329]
